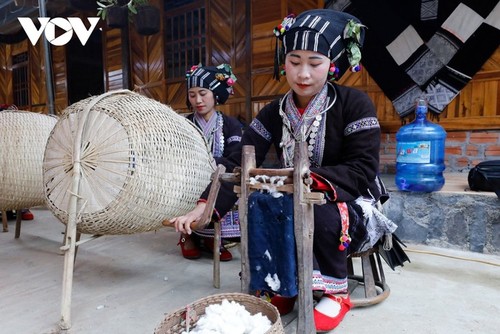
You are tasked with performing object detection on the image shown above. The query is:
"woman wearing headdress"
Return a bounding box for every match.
[171,9,398,332]
[175,64,242,262]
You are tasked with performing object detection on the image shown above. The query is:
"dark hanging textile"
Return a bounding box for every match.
[248,192,298,297]
[327,0,500,117]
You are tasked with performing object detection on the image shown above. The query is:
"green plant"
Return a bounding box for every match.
[96,0,148,20]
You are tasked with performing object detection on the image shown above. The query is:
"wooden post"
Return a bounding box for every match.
[14,210,22,238]
[59,159,81,330]
[239,145,255,293]
[213,220,222,288]
[58,90,127,329]
[2,211,8,232]
[197,164,226,289]
[293,142,315,334]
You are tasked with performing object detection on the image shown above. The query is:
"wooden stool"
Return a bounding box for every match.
[347,246,390,307]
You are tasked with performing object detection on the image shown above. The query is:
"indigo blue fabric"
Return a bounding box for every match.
[248,192,298,297]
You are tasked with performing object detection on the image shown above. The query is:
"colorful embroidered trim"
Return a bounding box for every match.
[344,117,380,136]
[312,270,349,294]
[250,118,272,142]
[227,135,241,143]
[337,202,351,251]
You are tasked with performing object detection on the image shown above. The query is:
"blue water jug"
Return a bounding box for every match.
[395,98,447,192]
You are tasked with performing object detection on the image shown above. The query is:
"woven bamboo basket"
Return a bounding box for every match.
[43,90,214,235]
[0,110,58,210]
[154,292,284,334]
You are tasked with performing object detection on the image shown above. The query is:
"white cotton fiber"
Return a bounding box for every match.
[184,299,272,334]
[264,273,280,291]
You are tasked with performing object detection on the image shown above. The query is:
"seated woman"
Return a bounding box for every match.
[171,9,399,332]
[176,64,242,262]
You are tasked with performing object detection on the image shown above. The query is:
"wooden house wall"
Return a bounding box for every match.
[204,0,249,123]
[129,0,166,102]
[103,28,124,93]
[250,0,324,118]
[51,44,67,114]
[28,38,46,112]
[0,0,498,132]
[0,44,12,105]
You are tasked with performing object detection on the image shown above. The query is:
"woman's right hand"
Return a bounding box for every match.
[168,201,207,235]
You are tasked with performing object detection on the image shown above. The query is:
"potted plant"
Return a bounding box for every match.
[96,0,149,29]
[134,4,160,35]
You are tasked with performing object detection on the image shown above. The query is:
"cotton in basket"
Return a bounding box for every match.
[43,90,214,235]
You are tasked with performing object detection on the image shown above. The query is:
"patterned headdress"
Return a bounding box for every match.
[186,64,237,105]
[273,9,365,80]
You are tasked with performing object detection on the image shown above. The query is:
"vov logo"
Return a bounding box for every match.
[18,17,100,46]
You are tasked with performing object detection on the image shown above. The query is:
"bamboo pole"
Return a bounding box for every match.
[59,90,129,329]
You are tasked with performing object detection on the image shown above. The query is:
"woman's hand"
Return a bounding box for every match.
[168,202,207,235]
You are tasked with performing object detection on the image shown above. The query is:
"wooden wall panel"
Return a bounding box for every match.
[167,82,186,111]
[29,44,45,110]
[0,44,11,104]
[251,0,281,71]
[209,1,233,66]
[232,0,250,123]
[52,45,68,114]
[203,0,248,122]
[233,1,248,73]
[287,1,324,18]
[130,0,166,103]
[250,0,324,112]
[129,32,165,102]
[10,40,28,56]
[103,28,124,92]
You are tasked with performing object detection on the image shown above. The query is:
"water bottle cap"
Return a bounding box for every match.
[416,98,428,117]
[416,98,427,107]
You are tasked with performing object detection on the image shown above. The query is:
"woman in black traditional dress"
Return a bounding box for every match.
[171,9,398,332]
[175,64,242,262]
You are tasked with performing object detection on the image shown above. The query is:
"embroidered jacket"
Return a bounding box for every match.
[187,111,243,168]
[204,83,381,217]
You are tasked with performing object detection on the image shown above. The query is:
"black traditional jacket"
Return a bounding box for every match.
[204,83,381,217]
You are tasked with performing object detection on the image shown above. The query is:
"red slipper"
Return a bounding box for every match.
[204,238,233,261]
[177,235,201,259]
[270,295,297,315]
[21,210,34,220]
[314,295,352,332]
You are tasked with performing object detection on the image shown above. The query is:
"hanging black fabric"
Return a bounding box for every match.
[327,0,500,117]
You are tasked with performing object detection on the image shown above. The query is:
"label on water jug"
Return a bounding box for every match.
[396,141,431,163]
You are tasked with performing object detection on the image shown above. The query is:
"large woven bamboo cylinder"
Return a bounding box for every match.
[0,111,58,210]
[43,90,214,235]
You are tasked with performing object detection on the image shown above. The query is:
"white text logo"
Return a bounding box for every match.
[18,17,100,46]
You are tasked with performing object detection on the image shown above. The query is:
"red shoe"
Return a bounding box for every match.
[21,210,34,220]
[177,235,201,259]
[270,295,297,315]
[314,295,352,333]
[204,238,233,261]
